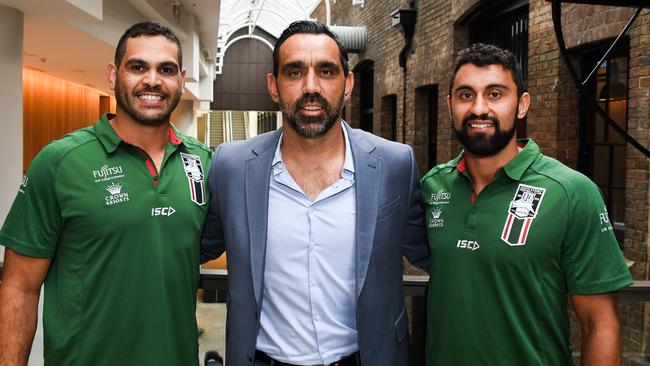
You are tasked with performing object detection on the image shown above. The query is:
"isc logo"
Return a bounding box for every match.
[456,239,480,251]
[151,207,176,216]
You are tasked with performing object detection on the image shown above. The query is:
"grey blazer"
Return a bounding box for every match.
[201,122,429,366]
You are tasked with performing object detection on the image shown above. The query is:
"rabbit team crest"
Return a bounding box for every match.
[180,153,206,206]
[500,184,546,246]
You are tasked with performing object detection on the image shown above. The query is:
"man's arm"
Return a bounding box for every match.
[402,146,429,272]
[0,248,50,366]
[571,293,621,366]
[200,145,226,263]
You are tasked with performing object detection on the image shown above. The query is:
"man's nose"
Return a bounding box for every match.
[142,69,163,87]
[302,69,321,95]
[469,94,489,116]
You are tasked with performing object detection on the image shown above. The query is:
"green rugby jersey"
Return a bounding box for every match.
[422,139,632,366]
[0,114,211,365]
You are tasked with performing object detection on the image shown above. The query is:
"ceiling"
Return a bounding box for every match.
[1,0,329,96]
[0,0,220,96]
[216,0,321,72]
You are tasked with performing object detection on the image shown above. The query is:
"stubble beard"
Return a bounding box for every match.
[115,81,182,127]
[279,92,345,138]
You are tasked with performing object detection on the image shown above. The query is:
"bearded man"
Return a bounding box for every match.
[422,43,632,366]
[200,20,429,366]
[0,21,211,365]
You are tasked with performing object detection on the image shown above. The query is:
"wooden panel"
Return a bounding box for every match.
[23,68,113,170]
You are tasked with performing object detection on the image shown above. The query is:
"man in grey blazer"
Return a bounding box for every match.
[201,20,429,366]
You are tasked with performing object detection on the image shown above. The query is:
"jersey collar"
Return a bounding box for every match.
[95,113,184,154]
[453,138,540,181]
[502,139,541,181]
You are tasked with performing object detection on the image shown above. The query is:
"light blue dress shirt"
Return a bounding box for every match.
[256,124,358,365]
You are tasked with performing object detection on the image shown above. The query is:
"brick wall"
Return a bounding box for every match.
[314,1,650,363]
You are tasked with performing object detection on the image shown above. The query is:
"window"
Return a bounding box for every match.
[380,95,397,141]
[578,42,629,245]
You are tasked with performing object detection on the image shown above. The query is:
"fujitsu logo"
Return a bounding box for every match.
[430,190,451,204]
[93,164,124,183]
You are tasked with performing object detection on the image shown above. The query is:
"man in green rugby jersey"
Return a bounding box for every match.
[0,21,211,365]
[422,43,632,365]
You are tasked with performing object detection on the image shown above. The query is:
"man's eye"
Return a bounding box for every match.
[459,92,473,100]
[160,67,175,74]
[489,91,503,99]
[321,69,333,76]
[288,70,302,77]
[130,65,145,72]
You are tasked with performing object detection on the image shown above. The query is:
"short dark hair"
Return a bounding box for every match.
[114,21,182,69]
[449,43,526,97]
[273,20,349,77]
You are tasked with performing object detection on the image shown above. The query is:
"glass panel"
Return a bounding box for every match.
[610,188,626,224]
[612,146,627,188]
[607,99,627,144]
[608,57,628,101]
[592,145,610,186]
[595,104,606,142]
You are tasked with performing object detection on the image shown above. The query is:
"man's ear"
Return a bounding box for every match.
[107,63,117,91]
[344,71,354,101]
[267,73,280,103]
[447,94,453,119]
[517,92,531,119]
[180,68,186,95]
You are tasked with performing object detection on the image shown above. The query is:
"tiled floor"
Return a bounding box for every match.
[197,291,227,364]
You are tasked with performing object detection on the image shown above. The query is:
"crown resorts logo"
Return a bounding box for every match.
[428,206,445,228]
[105,182,129,206]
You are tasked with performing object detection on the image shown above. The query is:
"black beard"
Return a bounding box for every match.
[453,112,517,157]
[280,92,345,138]
[115,82,181,127]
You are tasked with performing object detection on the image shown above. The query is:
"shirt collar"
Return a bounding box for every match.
[272,122,355,178]
[453,138,540,181]
[94,113,184,154]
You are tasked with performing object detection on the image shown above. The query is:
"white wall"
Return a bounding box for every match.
[0,5,24,262]
[171,99,196,137]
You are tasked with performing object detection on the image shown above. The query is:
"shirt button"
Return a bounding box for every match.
[311,280,317,287]
[314,314,321,321]
[308,207,314,214]
[309,241,316,251]
[278,162,284,169]
[471,207,478,214]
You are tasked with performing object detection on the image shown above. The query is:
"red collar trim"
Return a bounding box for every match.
[169,127,182,145]
[457,157,467,172]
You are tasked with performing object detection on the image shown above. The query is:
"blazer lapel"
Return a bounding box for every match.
[245,130,281,308]
[346,123,380,299]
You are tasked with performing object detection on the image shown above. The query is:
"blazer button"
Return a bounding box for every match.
[247,354,253,361]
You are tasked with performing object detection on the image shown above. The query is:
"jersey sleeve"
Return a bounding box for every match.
[0,144,63,258]
[561,178,633,294]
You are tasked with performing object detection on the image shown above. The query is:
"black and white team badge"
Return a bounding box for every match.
[180,153,206,206]
[500,184,546,246]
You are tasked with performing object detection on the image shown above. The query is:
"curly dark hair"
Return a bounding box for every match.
[449,43,526,96]
[272,20,349,77]
[114,21,182,69]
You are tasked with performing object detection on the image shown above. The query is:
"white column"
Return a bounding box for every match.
[0,5,23,262]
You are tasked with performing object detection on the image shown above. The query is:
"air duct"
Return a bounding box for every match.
[330,26,367,53]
